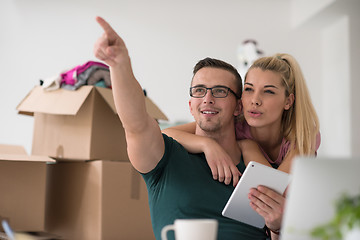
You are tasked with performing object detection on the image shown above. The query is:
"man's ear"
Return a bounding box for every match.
[284,93,295,110]
[234,99,243,117]
[189,100,195,117]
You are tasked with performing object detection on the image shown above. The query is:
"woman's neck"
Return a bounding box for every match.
[249,124,283,161]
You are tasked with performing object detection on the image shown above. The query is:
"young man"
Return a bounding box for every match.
[94,16,280,240]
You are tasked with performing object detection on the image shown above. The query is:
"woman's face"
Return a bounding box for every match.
[242,68,293,130]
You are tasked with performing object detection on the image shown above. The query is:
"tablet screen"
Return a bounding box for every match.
[222,161,291,228]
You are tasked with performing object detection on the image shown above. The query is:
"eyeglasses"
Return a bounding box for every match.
[190,86,240,99]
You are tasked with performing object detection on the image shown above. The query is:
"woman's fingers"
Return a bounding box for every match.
[248,186,285,230]
[203,143,241,186]
[208,159,240,186]
[223,165,232,185]
[230,165,241,187]
[209,162,219,181]
[257,185,284,206]
[249,187,283,213]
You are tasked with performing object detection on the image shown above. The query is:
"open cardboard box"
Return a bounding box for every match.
[0,144,55,233]
[45,160,154,240]
[16,86,168,161]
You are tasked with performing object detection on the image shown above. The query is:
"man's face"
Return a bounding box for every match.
[189,67,241,136]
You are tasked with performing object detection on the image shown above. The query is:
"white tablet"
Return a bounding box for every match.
[222,161,291,228]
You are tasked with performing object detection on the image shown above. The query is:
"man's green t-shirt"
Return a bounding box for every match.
[141,134,267,240]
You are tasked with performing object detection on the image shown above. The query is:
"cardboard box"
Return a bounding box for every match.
[16,86,168,161]
[45,160,154,240]
[0,144,55,232]
[0,231,62,240]
[0,144,27,155]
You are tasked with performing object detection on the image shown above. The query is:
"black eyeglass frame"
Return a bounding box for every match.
[189,86,240,99]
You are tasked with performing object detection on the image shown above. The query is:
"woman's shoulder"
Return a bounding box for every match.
[235,120,252,140]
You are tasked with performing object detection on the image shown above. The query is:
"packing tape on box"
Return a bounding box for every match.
[56,145,64,159]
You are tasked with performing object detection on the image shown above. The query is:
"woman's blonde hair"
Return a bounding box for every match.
[245,53,320,156]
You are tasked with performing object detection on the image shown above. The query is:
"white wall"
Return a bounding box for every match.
[291,0,335,27]
[0,0,358,157]
[321,16,351,157]
[290,0,360,157]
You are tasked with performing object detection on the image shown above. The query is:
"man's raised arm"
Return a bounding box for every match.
[93,16,164,173]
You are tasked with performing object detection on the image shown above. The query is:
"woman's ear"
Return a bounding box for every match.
[284,93,295,110]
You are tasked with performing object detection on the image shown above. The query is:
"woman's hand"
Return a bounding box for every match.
[162,124,241,186]
[248,185,286,233]
[203,139,241,187]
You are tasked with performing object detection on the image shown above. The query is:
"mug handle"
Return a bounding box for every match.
[161,224,175,240]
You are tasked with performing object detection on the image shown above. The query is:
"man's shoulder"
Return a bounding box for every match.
[142,134,201,180]
[161,133,186,150]
[148,134,190,163]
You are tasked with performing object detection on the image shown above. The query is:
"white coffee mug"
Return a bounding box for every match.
[161,219,218,240]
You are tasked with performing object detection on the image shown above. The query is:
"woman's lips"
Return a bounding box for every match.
[247,110,262,118]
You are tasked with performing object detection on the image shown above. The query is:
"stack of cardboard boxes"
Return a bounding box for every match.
[0,85,168,239]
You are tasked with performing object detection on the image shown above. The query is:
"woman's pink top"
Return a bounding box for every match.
[235,121,321,166]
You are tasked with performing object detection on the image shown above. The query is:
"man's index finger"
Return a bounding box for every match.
[96,16,116,37]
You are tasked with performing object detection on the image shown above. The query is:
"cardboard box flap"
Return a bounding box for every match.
[17,86,94,115]
[17,86,168,120]
[96,86,168,121]
[0,153,56,163]
[145,96,168,121]
[0,144,27,155]
[95,86,117,113]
